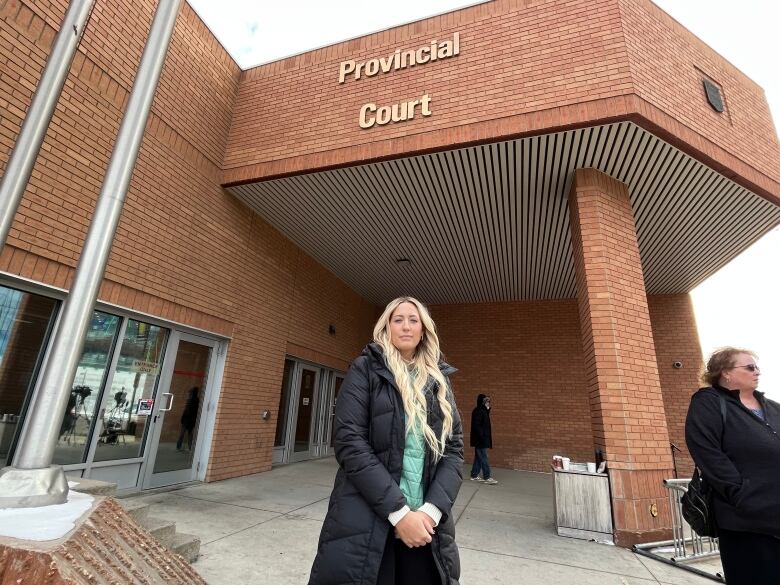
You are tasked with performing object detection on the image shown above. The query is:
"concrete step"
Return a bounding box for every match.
[68,478,117,497]
[118,498,151,523]
[171,532,201,563]
[140,516,177,548]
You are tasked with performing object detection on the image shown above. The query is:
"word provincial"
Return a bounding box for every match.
[341,32,460,129]
[339,32,460,84]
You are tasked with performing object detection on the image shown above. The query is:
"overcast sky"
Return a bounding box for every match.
[186,0,779,398]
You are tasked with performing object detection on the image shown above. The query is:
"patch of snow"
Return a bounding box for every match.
[0,487,94,541]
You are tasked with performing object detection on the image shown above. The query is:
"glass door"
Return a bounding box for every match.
[288,365,320,462]
[273,358,345,464]
[143,332,217,488]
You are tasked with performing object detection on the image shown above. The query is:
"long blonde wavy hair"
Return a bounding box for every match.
[373,297,453,460]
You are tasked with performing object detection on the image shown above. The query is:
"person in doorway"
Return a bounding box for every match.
[469,394,497,485]
[685,347,780,585]
[309,297,463,585]
[176,386,200,451]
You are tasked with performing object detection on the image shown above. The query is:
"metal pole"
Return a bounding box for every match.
[0,0,96,248]
[0,0,183,508]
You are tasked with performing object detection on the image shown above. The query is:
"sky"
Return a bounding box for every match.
[186,0,780,398]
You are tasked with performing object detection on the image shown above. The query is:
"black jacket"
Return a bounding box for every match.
[309,343,464,585]
[470,394,492,449]
[685,385,780,537]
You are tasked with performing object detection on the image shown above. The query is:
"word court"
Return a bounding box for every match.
[338,32,460,129]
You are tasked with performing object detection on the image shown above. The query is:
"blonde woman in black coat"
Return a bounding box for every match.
[685,347,780,585]
[309,297,464,585]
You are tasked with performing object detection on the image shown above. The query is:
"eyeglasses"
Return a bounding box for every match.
[733,364,760,373]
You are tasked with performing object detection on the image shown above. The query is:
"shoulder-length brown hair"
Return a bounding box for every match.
[701,347,758,386]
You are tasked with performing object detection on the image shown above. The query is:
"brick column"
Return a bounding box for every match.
[568,168,674,547]
[648,293,704,478]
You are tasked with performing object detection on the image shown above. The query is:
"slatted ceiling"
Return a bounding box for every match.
[229,122,780,305]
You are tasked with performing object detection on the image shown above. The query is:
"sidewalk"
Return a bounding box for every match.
[124,458,722,584]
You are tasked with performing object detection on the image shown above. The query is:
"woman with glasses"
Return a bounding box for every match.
[309,297,463,585]
[685,347,780,584]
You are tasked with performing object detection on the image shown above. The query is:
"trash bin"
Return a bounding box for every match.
[552,466,614,544]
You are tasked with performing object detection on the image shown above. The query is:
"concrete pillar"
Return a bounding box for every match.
[568,168,674,546]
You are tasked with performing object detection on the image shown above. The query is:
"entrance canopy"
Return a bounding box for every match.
[228,122,780,305]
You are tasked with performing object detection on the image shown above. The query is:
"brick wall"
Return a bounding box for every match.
[432,299,594,472]
[222,0,780,207]
[0,0,376,481]
[223,0,633,182]
[619,0,780,197]
[647,293,703,478]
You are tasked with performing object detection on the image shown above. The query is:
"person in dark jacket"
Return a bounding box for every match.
[685,347,780,585]
[469,394,497,484]
[176,386,200,451]
[309,296,464,585]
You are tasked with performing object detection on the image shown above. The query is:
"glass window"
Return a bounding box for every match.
[0,285,58,464]
[54,311,121,465]
[93,319,168,462]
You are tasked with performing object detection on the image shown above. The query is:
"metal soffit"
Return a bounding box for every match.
[229,122,780,305]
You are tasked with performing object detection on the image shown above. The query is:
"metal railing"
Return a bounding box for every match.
[633,478,724,582]
[663,478,720,561]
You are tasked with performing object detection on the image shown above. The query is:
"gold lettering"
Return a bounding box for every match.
[421,94,432,116]
[376,106,392,125]
[339,60,355,84]
[358,94,432,128]
[359,103,376,128]
[391,101,408,122]
[338,32,460,83]
[365,59,380,77]
[401,49,415,68]
[380,54,394,73]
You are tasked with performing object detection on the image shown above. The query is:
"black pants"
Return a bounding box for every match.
[718,528,780,585]
[377,530,442,585]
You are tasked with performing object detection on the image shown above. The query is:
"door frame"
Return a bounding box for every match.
[276,357,345,464]
[140,331,222,489]
[286,363,321,463]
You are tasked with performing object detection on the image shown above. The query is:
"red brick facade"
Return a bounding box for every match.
[0,0,375,482]
[648,293,703,478]
[222,0,780,208]
[0,0,770,547]
[433,299,594,472]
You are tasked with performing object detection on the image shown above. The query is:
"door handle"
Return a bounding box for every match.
[159,392,174,412]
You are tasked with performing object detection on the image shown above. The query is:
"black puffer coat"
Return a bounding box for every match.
[309,343,464,585]
[470,394,492,449]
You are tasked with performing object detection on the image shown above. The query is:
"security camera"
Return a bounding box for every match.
[672,361,683,369]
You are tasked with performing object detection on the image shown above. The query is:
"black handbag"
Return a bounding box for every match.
[681,467,717,537]
[681,393,727,538]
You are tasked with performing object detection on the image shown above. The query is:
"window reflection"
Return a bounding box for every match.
[54,311,121,465]
[0,286,58,464]
[93,319,168,462]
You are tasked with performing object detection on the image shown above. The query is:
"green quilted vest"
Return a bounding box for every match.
[399,416,425,509]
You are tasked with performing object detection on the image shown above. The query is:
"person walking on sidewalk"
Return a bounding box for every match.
[470,394,497,485]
